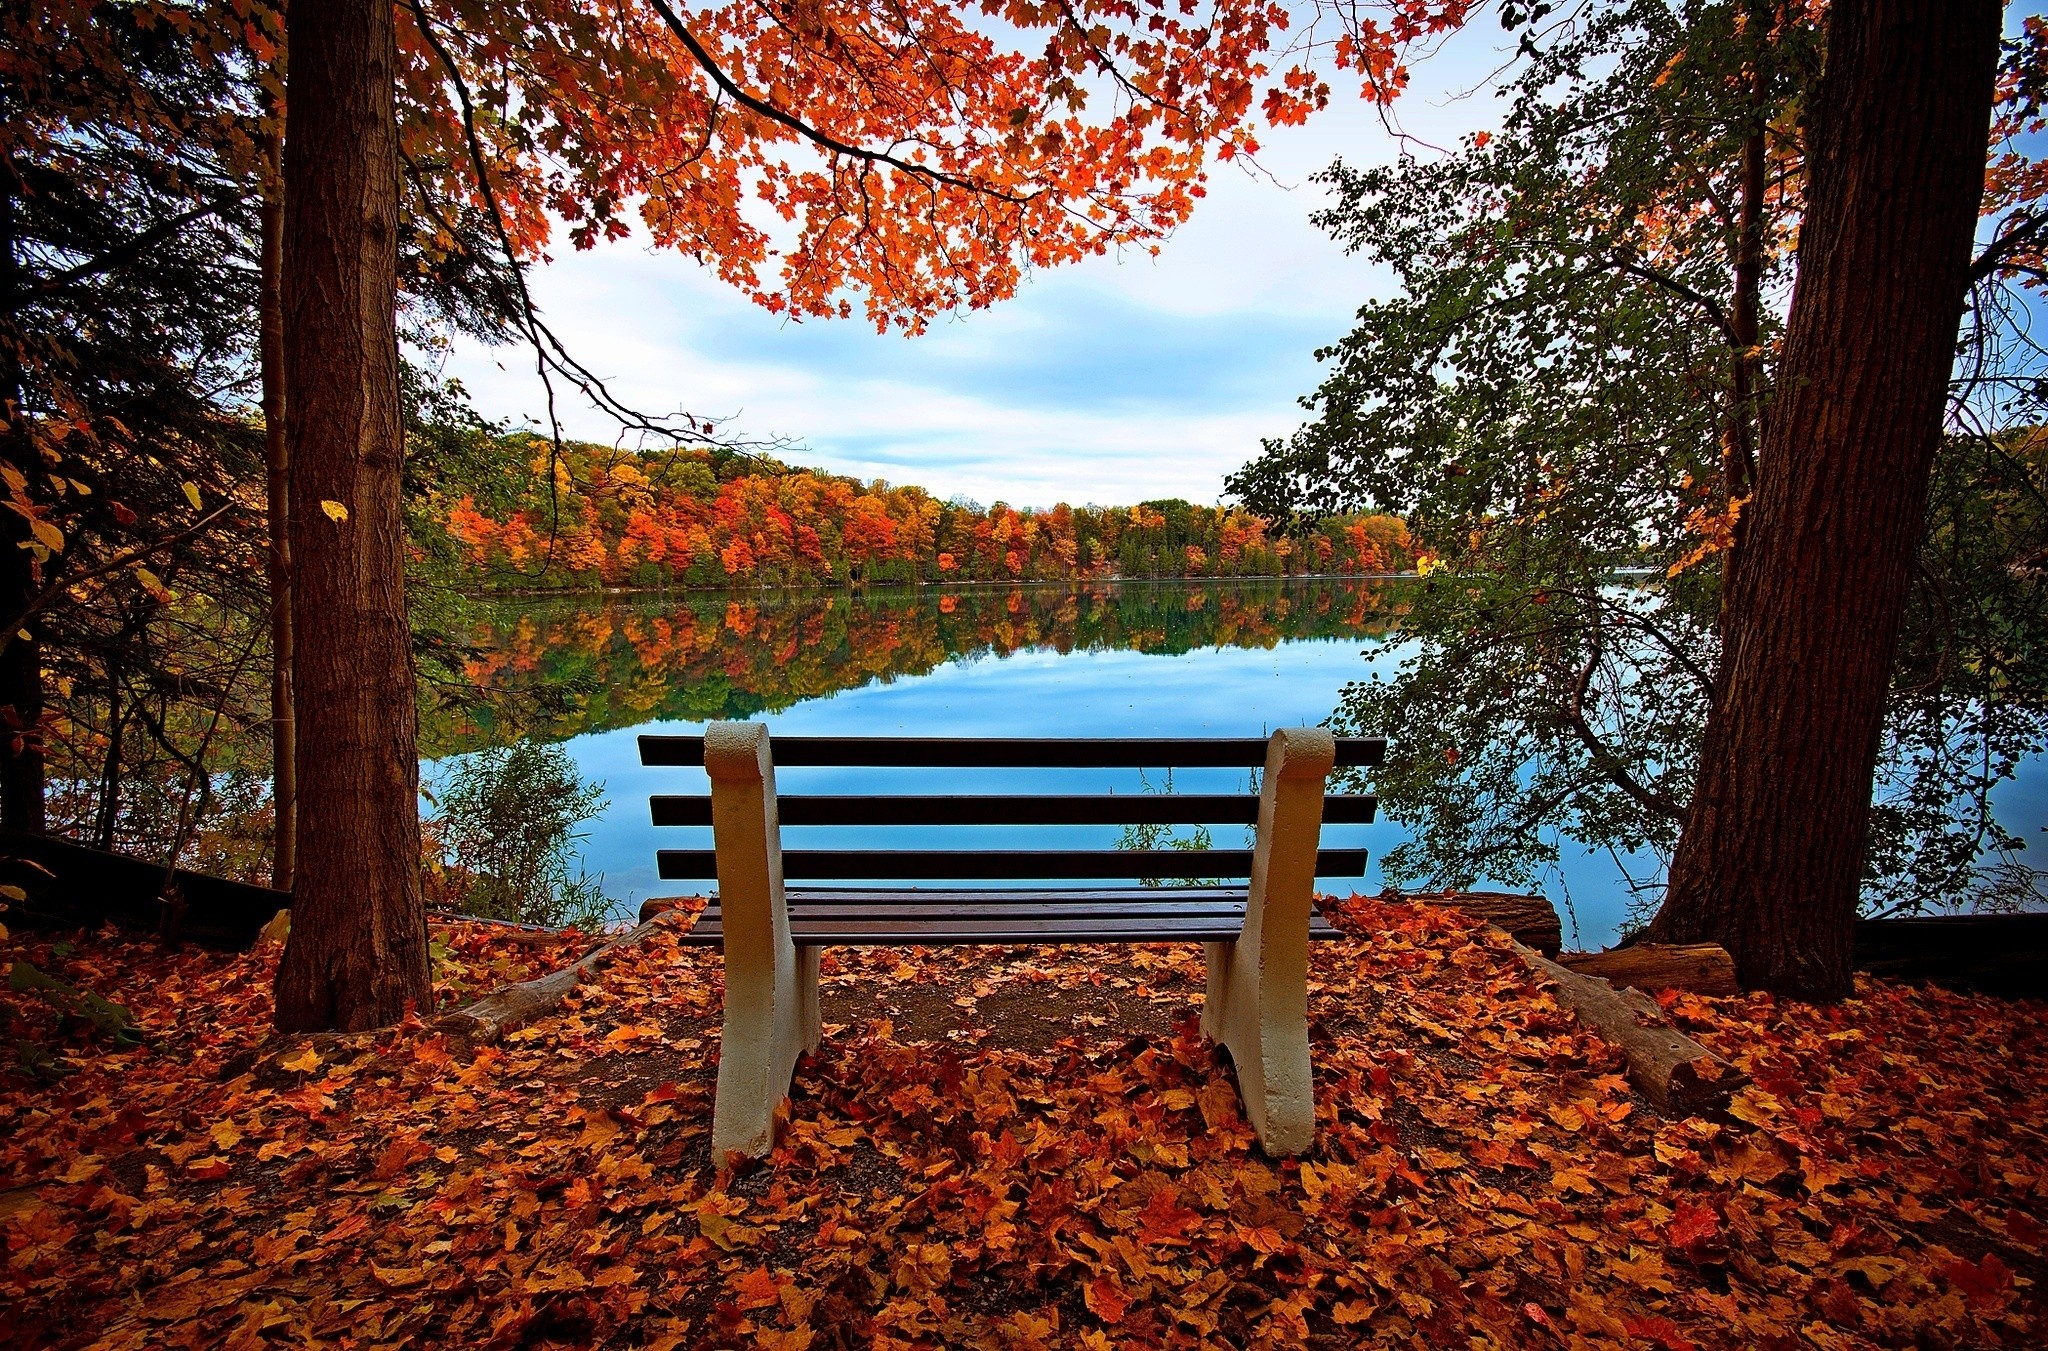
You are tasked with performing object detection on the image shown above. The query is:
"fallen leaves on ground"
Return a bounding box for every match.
[3,898,2043,1348]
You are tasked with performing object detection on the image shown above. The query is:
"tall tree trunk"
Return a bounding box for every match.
[1721,0,1771,514]
[272,0,430,1031]
[0,157,44,833]
[1652,0,2001,999]
[94,655,124,851]
[260,127,296,895]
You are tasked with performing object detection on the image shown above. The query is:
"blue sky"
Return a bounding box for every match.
[440,27,1515,509]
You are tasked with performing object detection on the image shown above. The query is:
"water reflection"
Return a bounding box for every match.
[426,576,1403,755]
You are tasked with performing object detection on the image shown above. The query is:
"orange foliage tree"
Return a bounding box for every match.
[426,440,1414,587]
[394,0,1477,335]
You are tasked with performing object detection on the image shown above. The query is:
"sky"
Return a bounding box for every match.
[439,26,1517,510]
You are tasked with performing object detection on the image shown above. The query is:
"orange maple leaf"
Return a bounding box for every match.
[731,1265,782,1311]
[1134,1186,1202,1246]
[1084,1271,1130,1323]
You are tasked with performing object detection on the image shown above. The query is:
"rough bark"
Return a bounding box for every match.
[1557,944,1739,996]
[1398,890,1563,957]
[260,127,295,895]
[1514,942,1746,1115]
[271,0,431,1031]
[0,158,44,833]
[1654,0,2002,998]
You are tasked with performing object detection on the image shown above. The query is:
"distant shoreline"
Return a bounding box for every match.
[453,571,1421,601]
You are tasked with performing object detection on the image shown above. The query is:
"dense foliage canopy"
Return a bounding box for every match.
[1229,1,2048,918]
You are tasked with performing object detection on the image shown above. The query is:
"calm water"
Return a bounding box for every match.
[427,578,2046,950]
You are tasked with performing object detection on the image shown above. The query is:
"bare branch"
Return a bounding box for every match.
[1565,641,1686,820]
[643,0,1031,204]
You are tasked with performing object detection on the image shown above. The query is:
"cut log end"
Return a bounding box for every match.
[1394,890,1564,957]
[1516,944,1746,1117]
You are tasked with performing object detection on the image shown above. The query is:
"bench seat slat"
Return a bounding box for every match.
[656,847,1369,880]
[680,915,1345,946]
[650,793,1377,826]
[670,887,1346,946]
[641,734,1385,769]
[781,886,1254,904]
[774,902,1255,920]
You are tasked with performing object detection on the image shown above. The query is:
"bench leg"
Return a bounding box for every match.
[1201,727,1336,1156]
[797,944,822,1055]
[705,722,811,1163]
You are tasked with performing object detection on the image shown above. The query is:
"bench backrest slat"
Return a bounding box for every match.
[640,734,1384,768]
[649,792,1378,827]
[657,846,1369,880]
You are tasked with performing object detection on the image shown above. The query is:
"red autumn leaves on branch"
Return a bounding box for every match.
[389,0,1478,329]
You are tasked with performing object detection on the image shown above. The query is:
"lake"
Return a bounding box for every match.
[425,577,2045,951]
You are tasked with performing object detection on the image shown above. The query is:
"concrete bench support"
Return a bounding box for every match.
[703,722,819,1163]
[1201,726,1336,1156]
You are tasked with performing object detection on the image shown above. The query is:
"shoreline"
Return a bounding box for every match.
[448,571,1422,601]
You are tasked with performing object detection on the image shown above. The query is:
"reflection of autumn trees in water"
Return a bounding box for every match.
[426,578,1404,753]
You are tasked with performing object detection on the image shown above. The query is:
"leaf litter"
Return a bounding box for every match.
[3,897,2043,1348]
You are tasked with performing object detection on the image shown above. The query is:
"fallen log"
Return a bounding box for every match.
[1557,943,1739,996]
[1395,890,1564,957]
[435,911,685,1043]
[639,896,701,923]
[1854,914,2048,998]
[1,825,287,949]
[1512,942,1745,1115]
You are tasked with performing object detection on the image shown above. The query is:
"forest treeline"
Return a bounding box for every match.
[431,438,1414,588]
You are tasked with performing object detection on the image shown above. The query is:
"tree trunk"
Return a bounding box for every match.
[271,0,431,1031]
[1652,0,2002,998]
[0,160,44,833]
[259,127,295,895]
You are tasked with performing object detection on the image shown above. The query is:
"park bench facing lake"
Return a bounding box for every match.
[641,723,1382,1162]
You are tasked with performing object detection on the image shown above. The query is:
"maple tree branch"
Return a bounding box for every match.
[408,2,786,452]
[643,0,1032,205]
[1969,210,2045,284]
[1048,0,1188,116]
[1606,252,1739,348]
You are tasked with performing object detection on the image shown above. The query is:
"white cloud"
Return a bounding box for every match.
[438,23,1516,507]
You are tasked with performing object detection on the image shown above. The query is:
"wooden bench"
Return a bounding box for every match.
[639,722,1382,1161]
